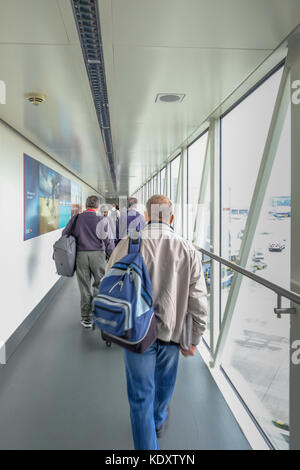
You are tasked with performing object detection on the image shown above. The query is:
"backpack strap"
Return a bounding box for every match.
[128,234,141,254]
[69,213,79,238]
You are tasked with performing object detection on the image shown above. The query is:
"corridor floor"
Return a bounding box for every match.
[0,277,251,450]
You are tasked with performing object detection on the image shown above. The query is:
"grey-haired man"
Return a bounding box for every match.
[63,195,115,328]
[106,195,207,449]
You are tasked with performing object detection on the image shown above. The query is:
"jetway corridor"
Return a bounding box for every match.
[0,0,300,453]
[0,277,250,450]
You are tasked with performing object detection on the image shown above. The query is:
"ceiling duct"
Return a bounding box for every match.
[155,93,185,103]
[71,0,117,194]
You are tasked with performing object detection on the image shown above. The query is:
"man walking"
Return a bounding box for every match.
[109,202,120,246]
[63,195,115,328]
[106,195,207,449]
[118,197,146,241]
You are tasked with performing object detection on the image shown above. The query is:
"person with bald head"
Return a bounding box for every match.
[106,194,207,450]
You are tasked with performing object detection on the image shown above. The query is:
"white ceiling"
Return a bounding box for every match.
[0,1,300,198]
[0,0,114,196]
[99,0,300,195]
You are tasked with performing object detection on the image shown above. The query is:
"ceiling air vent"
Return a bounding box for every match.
[155,93,185,103]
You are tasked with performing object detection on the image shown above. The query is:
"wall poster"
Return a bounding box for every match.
[24,153,82,240]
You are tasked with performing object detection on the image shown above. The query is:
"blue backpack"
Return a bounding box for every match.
[92,236,157,353]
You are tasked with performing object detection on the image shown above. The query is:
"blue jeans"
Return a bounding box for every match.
[124,341,180,450]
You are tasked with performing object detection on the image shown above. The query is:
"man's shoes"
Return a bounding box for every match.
[81,320,93,328]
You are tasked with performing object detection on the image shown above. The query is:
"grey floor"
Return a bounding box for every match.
[0,277,251,450]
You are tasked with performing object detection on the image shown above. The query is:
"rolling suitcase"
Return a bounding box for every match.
[92,322,112,348]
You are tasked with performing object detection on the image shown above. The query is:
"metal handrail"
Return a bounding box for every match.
[194,245,300,308]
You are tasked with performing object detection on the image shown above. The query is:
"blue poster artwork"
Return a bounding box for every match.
[24,154,40,240]
[39,163,60,234]
[59,175,71,228]
[24,154,82,240]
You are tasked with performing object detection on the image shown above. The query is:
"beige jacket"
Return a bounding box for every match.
[106,222,208,345]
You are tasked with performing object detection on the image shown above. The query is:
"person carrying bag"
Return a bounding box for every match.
[53,214,79,277]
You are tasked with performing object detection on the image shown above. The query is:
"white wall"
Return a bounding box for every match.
[0,121,102,347]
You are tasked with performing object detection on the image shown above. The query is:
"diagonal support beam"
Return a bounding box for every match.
[174,150,184,235]
[193,121,220,355]
[209,119,221,355]
[192,127,212,244]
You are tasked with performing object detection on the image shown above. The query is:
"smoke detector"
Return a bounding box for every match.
[26,93,46,106]
[155,93,185,103]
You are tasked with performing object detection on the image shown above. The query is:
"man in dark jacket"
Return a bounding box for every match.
[118,197,146,241]
[63,195,115,328]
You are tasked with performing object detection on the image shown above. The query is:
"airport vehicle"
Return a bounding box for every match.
[252,250,265,262]
[273,211,291,219]
[268,242,285,252]
[251,260,267,272]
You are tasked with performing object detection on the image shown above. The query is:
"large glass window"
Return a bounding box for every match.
[174,153,187,237]
[187,132,211,345]
[160,167,166,195]
[157,171,161,193]
[192,163,211,347]
[136,188,144,214]
[149,178,153,197]
[221,68,283,315]
[166,164,170,198]
[221,66,291,449]
[143,185,146,205]
[170,154,180,203]
[182,151,188,239]
[187,132,209,241]
[197,174,211,347]
[141,185,145,205]
[147,180,151,199]
[246,108,291,289]
[153,174,158,194]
